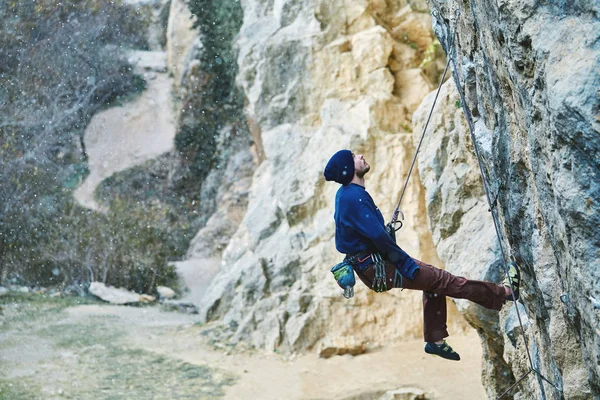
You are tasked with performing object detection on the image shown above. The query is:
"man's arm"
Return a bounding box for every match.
[345,200,417,277]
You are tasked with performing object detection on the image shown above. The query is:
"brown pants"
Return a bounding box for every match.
[355,258,506,342]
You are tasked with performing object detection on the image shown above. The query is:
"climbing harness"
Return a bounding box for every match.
[335,252,391,294]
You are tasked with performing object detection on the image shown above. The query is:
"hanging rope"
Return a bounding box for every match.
[389,12,459,229]
[388,3,564,397]
[441,7,562,399]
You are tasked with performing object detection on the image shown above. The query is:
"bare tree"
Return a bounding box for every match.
[0,0,148,285]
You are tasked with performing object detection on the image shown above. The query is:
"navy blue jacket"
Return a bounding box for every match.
[334,183,419,279]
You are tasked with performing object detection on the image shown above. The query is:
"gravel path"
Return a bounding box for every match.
[73,50,176,211]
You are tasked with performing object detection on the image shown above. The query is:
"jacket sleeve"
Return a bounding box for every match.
[344,199,414,268]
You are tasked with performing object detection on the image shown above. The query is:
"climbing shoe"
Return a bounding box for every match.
[502,261,521,302]
[424,340,461,361]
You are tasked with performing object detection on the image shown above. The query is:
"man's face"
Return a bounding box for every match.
[352,152,370,177]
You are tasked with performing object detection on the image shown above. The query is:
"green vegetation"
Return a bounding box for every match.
[0,348,236,399]
[89,0,250,293]
[419,39,440,69]
[0,0,151,286]
[178,0,247,182]
[0,384,30,400]
[0,0,174,292]
[0,0,249,293]
[0,292,101,331]
[96,155,202,267]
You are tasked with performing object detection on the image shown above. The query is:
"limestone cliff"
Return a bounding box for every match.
[193,0,471,354]
[415,1,600,398]
[166,0,197,92]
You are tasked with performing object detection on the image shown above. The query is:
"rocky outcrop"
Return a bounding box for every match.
[194,0,470,353]
[318,336,368,358]
[166,0,197,91]
[415,1,600,398]
[413,82,513,396]
[165,0,256,309]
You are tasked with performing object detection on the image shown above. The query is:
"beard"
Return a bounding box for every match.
[356,164,370,178]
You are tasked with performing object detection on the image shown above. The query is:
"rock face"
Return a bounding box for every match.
[170,0,599,398]
[194,0,471,354]
[415,1,600,398]
[413,82,512,396]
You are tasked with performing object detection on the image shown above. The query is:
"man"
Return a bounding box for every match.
[324,149,520,361]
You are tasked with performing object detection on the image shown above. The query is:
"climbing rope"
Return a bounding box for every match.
[389,14,458,229]
[450,53,559,400]
[440,7,561,400]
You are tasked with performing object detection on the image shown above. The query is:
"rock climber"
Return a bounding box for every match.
[324,149,521,361]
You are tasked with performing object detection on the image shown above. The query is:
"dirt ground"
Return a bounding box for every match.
[0,293,486,400]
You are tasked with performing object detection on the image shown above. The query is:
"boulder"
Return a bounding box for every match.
[156,286,177,299]
[88,282,146,305]
[318,336,368,358]
[378,388,428,400]
[139,294,157,303]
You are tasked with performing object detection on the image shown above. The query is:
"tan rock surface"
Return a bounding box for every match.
[192,0,471,356]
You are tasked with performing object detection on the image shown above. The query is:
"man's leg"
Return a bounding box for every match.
[421,291,448,343]
[356,257,510,361]
[402,259,507,311]
[399,258,508,361]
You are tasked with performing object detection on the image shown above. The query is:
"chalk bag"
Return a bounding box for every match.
[330,261,356,298]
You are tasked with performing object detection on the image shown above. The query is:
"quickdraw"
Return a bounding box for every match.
[371,252,387,292]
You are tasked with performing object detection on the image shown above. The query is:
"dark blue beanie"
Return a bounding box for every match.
[324,150,354,185]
